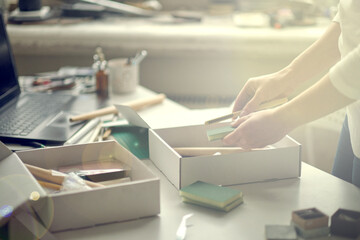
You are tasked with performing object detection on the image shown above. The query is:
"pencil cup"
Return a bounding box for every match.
[108,58,139,94]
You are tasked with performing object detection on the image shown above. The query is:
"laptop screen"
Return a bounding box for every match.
[0,13,21,105]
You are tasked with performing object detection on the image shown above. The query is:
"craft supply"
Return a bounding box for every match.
[69,93,166,122]
[58,160,127,171]
[58,160,131,184]
[93,47,109,99]
[206,126,235,141]
[176,213,193,240]
[291,222,329,239]
[96,68,109,99]
[111,125,149,159]
[108,57,139,94]
[265,225,297,240]
[204,97,288,125]
[173,147,246,156]
[128,50,147,65]
[60,172,92,191]
[179,181,243,210]
[182,196,243,212]
[88,120,103,142]
[330,208,360,239]
[102,128,112,140]
[173,146,273,157]
[72,169,127,182]
[121,93,166,111]
[64,118,101,145]
[37,180,62,190]
[25,164,104,189]
[97,177,131,186]
[291,208,329,230]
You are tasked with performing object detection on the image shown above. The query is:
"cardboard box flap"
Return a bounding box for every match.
[0,142,46,227]
[116,105,150,129]
[0,141,12,160]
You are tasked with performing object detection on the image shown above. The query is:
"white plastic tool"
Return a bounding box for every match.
[176,213,194,240]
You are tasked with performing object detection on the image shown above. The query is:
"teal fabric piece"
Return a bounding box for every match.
[110,125,149,159]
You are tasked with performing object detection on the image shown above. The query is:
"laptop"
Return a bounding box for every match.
[0,13,103,145]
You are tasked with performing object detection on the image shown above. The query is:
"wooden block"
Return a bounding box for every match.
[291,207,328,230]
[291,221,329,238]
[331,208,360,239]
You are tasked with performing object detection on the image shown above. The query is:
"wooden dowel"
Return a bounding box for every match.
[37,180,62,190]
[125,93,166,111]
[25,164,103,188]
[70,106,118,122]
[173,147,247,157]
[102,128,112,140]
[25,163,64,185]
[70,93,166,122]
[174,146,273,157]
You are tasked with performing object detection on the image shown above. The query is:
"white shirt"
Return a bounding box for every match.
[329,0,360,158]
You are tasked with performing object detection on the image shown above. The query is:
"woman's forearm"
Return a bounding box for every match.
[277,73,354,132]
[285,22,341,85]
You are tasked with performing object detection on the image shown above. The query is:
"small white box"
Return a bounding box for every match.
[117,105,301,189]
[0,140,160,237]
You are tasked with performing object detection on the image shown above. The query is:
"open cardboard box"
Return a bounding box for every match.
[116,105,301,190]
[0,140,160,239]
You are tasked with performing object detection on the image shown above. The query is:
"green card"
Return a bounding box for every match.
[206,126,235,141]
[110,125,149,159]
[180,181,243,209]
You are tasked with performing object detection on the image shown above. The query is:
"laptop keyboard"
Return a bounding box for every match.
[0,94,73,136]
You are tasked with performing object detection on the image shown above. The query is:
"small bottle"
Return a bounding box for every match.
[94,47,109,99]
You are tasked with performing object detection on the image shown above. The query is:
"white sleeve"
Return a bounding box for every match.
[332,4,340,23]
[333,12,340,23]
[329,43,360,100]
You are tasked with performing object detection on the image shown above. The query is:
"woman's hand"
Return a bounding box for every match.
[223,108,290,149]
[232,69,296,116]
[225,73,355,149]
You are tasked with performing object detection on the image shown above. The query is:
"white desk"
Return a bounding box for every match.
[54,162,360,240]
[51,88,360,240]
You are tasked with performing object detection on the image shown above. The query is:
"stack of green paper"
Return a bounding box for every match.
[206,126,235,141]
[179,181,243,212]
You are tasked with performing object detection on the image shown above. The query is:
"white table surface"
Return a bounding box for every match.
[51,87,360,240]
[54,161,360,240]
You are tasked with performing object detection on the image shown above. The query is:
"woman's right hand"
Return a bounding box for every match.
[232,68,296,115]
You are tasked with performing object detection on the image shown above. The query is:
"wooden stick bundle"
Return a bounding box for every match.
[25,164,103,189]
